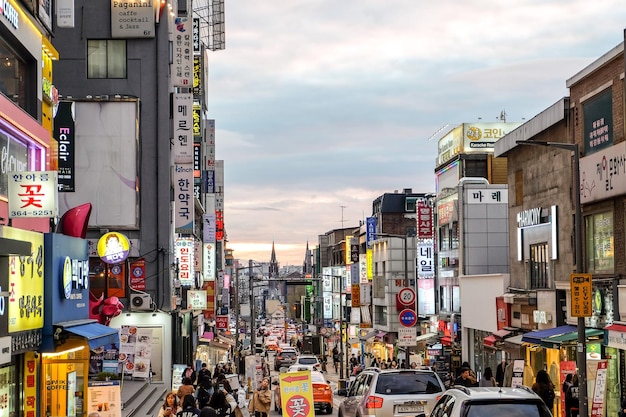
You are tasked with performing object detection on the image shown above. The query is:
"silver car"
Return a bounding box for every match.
[429,386,553,417]
[338,369,445,417]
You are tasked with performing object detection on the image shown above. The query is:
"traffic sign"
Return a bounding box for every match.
[570,273,592,317]
[399,309,417,327]
[398,287,416,306]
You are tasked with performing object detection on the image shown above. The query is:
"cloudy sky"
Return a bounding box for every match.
[209,1,626,266]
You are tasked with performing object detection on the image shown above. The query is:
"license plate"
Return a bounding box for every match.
[397,405,424,413]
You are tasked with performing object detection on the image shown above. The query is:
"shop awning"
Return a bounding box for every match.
[484,335,497,347]
[493,329,512,339]
[441,336,452,346]
[359,330,379,341]
[521,325,576,345]
[57,322,120,349]
[415,333,437,343]
[503,334,525,345]
[540,328,604,349]
[605,323,626,333]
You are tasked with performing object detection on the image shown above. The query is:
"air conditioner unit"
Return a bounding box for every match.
[130,293,152,311]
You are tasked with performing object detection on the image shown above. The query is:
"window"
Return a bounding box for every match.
[87,40,127,78]
[585,211,614,274]
[405,197,418,212]
[530,242,549,288]
[374,306,387,325]
[0,37,34,114]
[374,372,443,394]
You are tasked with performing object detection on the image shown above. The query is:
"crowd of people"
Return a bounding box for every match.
[158,362,248,417]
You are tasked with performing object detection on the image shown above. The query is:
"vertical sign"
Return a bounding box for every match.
[417,240,434,279]
[174,164,194,234]
[175,238,194,286]
[171,16,192,87]
[417,201,433,239]
[366,217,376,246]
[591,361,608,417]
[570,273,592,317]
[172,93,193,164]
[23,352,37,417]
[54,101,75,191]
[129,259,146,291]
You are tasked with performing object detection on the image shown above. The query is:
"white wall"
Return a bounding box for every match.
[459,273,509,332]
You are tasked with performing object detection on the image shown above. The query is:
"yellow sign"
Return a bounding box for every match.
[279,370,315,417]
[570,273,592,317]
[2,227,44,332]
[97,232,130,264]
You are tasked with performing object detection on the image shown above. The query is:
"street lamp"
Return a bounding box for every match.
[516,140,587,417]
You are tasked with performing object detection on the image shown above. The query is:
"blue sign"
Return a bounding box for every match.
[366,217,377,246]
[399,309,417,327]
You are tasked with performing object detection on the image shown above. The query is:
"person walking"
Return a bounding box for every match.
[177,377,196,402]
[248,377,272,417]
[454,367,475,387]
[479,367,497,387]
[176,394,201,417]
[196,378,214,409]
[158,392,181,417]
[208,380,238,417]
[565,374,579,417]
[532,370,556,413]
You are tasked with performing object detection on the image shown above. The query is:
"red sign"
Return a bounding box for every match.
[129,258,146,291]
[417,201,433,239]
[215,315,229,329]
[398,287,416,306]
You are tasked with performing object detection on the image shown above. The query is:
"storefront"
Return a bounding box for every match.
[41,232,121,417]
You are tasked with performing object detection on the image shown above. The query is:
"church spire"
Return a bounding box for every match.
[303,241,312,275]
[269,241,279,277]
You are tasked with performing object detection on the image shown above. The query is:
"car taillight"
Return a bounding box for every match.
[365,395,383,409]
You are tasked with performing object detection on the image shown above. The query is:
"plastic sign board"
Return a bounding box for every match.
[399,309,417,327]
[279,370,314,417]
[570,273,592,317]
[398,287,416,306]
[97,232,130,265]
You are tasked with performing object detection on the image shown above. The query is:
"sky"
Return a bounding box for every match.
[209,1,626,266]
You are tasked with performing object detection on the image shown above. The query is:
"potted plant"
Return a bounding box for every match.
[95,371,120,381]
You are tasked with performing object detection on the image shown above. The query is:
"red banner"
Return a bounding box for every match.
[129,258,146,291]
[215,315,229,329]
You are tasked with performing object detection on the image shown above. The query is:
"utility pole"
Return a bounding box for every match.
[249,259,255,354]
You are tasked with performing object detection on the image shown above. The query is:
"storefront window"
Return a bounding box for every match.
[0,365,16,417]
[585,212,614,274]
[43,353,86,417]
[0,37,31,112]
[530,242,549,289]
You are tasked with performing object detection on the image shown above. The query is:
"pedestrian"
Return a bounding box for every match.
[400,359,406,369]
[158,391,182,417]
[562,373,573,398]
[350,354,359,369]
[209,380,238,417]
[458,362,478,386]
[199,407,218,417]
[390,360,398,369]
[479,367,497,387]
[454,367,475,387]
[371,356,379,368]
[198,363,212,386]
[565,374,579,417]
[177,377,196,402]
[532,369,556,412]
[183,364,197,386]
[176,394,201,417]
[196,378,214,409]
[248,377,272,417]
[496,360,506,387]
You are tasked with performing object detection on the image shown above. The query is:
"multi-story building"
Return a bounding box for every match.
[495,40,626,417]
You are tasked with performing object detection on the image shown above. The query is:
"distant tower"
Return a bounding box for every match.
[269,241,279,277]
[269,241,281,302]
[303,241,312,276]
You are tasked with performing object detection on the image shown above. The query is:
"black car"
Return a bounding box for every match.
[274,349,297,370]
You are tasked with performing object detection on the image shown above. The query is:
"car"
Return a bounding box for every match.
[337,368,445,417]
[274,370,334,414]
[274,349,298,371]
[294,354,322,371]
[429,386,553,417]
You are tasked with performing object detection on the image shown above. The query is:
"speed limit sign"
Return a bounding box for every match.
[398,287,416,306]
